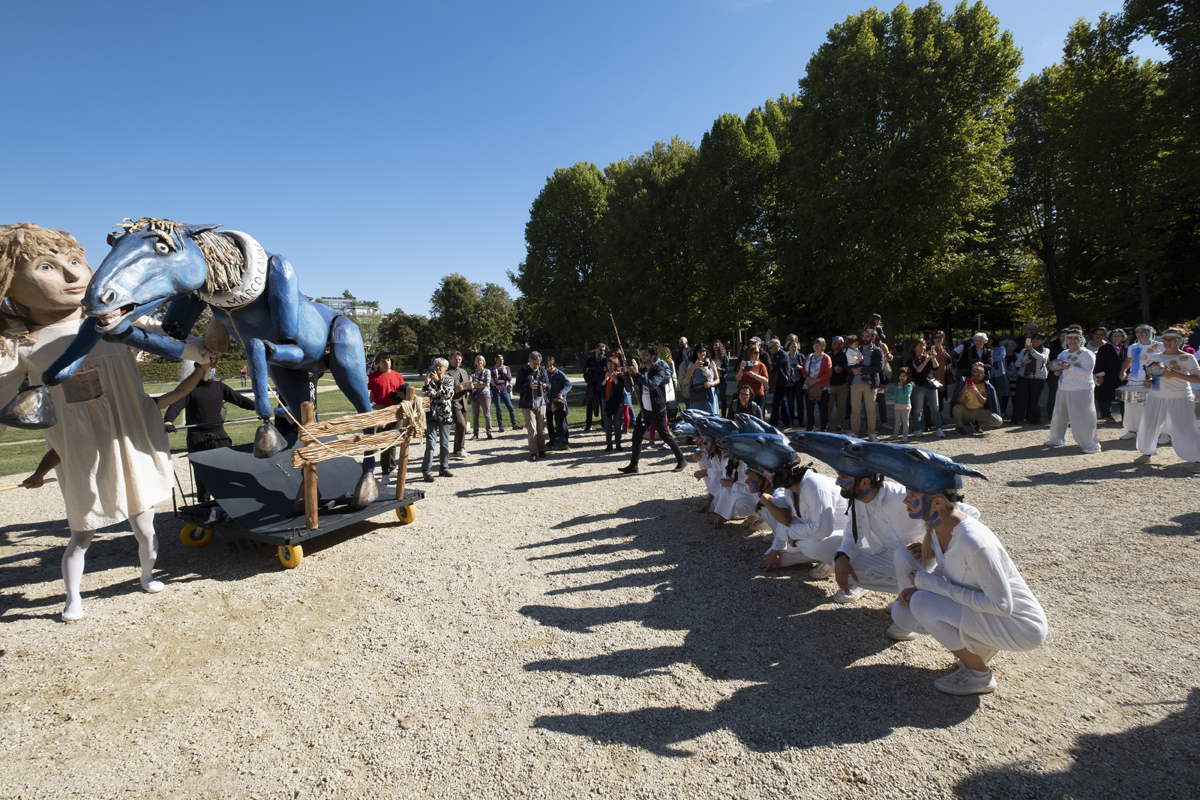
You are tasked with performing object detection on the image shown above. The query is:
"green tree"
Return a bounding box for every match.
[513,162,608,349]
[598,137,698,343]
[786,1,1022,332]
[429,274,479,352]
[476,282,516,350]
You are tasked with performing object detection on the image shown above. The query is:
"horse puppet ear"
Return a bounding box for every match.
[180,223,223,239]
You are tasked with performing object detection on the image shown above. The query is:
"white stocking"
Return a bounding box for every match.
[129,508,164,593]
[61,529,95,621]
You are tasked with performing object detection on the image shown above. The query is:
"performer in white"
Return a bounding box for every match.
[1135,327,1200,468]
[1119,324,1166,443]
[1045,328,1101,453]
[831,472,926,610]
[710,454,756,528]
[892,488,1049,695]
[0,223,212,621]
[691,436,726,513]
[757,460,847,579]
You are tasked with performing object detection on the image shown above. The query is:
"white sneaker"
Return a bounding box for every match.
[868,434,879,442]
[388,469,398,482]
[808,562,833,580]
[934,666,997,695]
[887,624,918,641]
[912,429,924,438]
[1135,453,1152,464]
[1158,433,1171,445]
[935,429,946,439]
[1119,431,1137,440]
[832,586,866,604]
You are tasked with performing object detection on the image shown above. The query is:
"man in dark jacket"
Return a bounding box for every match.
[447,351,471,459]
[767,339,793,429]
[546,356,574,450]
[164,362,257,503]
[582,342,607,433]
[516,352,551,461]
[618,344,685,474]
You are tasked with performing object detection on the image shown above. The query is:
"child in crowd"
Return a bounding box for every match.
[890,367,913,442]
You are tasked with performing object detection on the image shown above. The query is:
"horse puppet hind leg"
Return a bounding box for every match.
[327,314,380,509]
[246,337,290,459]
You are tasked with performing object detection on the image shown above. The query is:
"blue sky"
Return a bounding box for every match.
[2,1,1160,317]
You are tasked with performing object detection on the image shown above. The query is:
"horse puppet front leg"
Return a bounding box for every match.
[246,337,290,459]
[328,314,380,508]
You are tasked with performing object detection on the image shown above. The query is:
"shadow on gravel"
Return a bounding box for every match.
[1143,512,1200,539]
[0,512,401,622]
[518,497,980,756]
[954,688,1199,800]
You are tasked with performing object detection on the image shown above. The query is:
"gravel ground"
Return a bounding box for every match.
[0,419,1197,799]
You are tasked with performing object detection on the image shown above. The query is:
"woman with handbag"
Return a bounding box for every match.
[803,338,832,431]
[905,338,947,438]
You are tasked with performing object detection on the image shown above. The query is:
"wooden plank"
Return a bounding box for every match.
[291,427,418,468]
[301,402,319,531]
[300,406,400,440]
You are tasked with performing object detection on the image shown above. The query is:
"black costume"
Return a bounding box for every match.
[164,375,256,501]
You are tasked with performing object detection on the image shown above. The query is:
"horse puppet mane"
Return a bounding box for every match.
[116,217,246,296]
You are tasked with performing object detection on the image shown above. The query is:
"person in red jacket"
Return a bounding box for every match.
[368,353,406,481]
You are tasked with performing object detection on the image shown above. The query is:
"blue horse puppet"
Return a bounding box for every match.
[42,218,380,507]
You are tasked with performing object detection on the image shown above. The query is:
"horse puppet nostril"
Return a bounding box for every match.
[101,290,117,305]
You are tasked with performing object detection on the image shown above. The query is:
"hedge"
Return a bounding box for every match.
[139,360,249,383]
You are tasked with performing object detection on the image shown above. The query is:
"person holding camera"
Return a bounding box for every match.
[683,343,719,415]
[618,343,685,474]
[516,351,551,461]
[421,357,455,482]
[904,338,946,438]
[1011,332,1050,424]
[366,352,407,482]
[447,351,471,459]
[582,342,607,433]
[545,355,573,450]
[491,354,519,431]
[951,363,1003,434]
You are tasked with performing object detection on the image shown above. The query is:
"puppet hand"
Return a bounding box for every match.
[898,587,918,607]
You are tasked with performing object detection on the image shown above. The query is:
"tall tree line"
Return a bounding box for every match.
[514,0,1198,346]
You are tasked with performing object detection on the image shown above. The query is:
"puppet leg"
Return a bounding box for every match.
[247,338,288,458]
[266,255,301,344]
[129,508,164,593]
[62,529,95,621]
[161,294,208,341]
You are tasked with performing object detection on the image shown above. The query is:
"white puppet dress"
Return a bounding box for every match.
[0,320,207,531]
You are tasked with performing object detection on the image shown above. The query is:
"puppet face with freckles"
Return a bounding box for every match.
[8,248,92,325]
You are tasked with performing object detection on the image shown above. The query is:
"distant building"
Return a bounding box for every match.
[315,296,382,317]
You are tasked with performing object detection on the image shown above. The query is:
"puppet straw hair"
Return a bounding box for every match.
[117,218,246,296]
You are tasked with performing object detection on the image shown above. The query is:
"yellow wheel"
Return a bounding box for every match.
[278,543,305,569]
[395,504,417,525]
[180,524,214,548]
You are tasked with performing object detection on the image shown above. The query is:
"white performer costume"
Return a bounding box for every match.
[835,480,927,594]
[761,471,847,567]
[1137,349,1200,462]
[1122,336,1162,435]
[711,459,757,520]
[891,516,1048,662]
[698,450,726,501]
[0,319,210,619]
[1046,341,1101,453]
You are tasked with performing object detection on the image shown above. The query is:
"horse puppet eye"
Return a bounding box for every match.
[154,242,170,255]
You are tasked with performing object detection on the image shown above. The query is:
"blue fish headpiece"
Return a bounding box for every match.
[839,441,987,495]
[733,414,782,437]
[680,408,715,424]
[787,431,876,478]
[716,433,797,475]
[694,415,739,443]
[671,421,697,439]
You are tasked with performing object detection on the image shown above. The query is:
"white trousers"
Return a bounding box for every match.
[1123,399,1169,436]
[1047,388,1100,452]
[712,486,757,520]
[846,548,903,594]
[769,532,844,567]
[892,592,999,662]
[1137,396,1200,462]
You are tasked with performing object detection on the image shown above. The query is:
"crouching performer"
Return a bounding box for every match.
[850,440,1048,695]
[756,459,847,580]
[0,224,213,621]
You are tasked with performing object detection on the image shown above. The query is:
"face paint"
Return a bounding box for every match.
[907,493,928,520]
[835,475,854,489]
[746,475,762,494]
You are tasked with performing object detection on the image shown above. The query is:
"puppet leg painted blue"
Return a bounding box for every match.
[266,256,301,345]
[327,315,380,507]
[247,338,288,458]
[161,295,208,341]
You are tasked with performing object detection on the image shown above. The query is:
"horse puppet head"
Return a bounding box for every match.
[85,218,236,335]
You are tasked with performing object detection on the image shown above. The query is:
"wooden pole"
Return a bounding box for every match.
[302,401,319,530]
